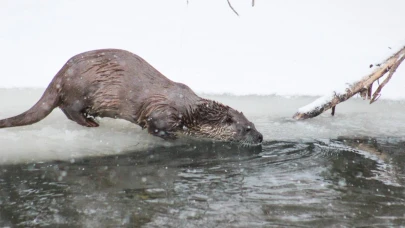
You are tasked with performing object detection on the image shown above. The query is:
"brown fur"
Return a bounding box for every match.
[0,49,263,145]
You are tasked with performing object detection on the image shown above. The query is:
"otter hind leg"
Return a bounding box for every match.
[60,107,99,127]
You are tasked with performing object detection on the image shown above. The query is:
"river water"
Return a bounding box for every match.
[0,89,405,227]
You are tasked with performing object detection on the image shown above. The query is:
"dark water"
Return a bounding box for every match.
[1,137,405,227]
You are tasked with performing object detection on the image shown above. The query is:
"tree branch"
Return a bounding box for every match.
[293,46,405,120]
[227,0,240,16]
[370,53,405,103]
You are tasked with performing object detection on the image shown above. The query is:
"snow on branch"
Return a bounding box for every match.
[293,45,405,120]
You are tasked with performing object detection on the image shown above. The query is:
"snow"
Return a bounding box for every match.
[1,1,405,99]
[1,1,405,164]
[398,52,405,61]
[297,92,334,113]
[1,89,405,165]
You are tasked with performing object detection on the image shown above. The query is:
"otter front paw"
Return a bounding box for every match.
[149,128,177,140]
[160,131,177,140]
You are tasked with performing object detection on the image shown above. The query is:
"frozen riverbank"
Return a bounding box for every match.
[0,88,404,164]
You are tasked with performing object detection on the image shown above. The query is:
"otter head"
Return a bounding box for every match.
[182,100,263,146]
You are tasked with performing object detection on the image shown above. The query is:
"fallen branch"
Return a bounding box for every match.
[293,45,405,120]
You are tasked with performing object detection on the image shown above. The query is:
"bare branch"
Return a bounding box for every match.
[227,0,240,16]
[370,54,405,103]
[252,0,255,7]
[293,46,405,120]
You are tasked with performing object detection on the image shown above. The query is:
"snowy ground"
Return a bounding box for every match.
[1,88,404,164]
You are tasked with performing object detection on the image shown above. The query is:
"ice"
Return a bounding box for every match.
[0,89,186,164]
[1,89,405,165]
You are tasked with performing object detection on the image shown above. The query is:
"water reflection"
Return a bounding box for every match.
[1,138,405,227]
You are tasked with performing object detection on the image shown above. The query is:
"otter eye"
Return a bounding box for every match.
[226,117,233,124]
[246,125,251,132]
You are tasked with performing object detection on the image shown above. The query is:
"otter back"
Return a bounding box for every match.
[0,49,263,145]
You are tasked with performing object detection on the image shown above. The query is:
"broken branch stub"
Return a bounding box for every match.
[370,53,405,103]
[293,45,405,120]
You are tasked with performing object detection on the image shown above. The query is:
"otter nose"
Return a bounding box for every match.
[258,133,263,143]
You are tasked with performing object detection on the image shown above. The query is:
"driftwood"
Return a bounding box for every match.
[293,45,405,120]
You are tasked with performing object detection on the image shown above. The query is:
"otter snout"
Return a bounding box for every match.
[247,123,263,145]
[250,131,263,145]
[257,132,263,143]
[241,127,263,146]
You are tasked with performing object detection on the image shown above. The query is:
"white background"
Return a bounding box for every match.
[1,0,405,98]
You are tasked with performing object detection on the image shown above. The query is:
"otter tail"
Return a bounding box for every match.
[0,78,61,129]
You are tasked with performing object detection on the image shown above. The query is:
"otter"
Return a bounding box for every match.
[0,49,263,145]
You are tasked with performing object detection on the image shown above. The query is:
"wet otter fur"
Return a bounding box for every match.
[0,49,263,145]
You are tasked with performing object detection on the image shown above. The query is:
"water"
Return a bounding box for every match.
[1,89,405,227]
